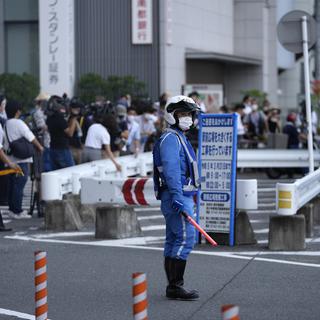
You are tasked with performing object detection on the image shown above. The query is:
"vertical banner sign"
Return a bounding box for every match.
[132,0,153,44]
[198,113,238,246]
[39,0,75,97]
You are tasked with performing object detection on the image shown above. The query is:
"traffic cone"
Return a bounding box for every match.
[221,304,240,320]
[0,211,11,232]
[35,251,48,320]
[132,272,148,320]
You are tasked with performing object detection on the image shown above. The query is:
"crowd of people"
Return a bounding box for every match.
[0,90,317,219]
[233,95,318,149]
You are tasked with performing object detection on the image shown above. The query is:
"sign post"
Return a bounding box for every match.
[197,113,238,246]
[39,0,75,97]
[302,15,314,172]
[277,10,317,173]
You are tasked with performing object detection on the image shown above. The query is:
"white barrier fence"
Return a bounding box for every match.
[42,149,320,201]
[276,167,320,215]
[80,177,258,210]
[41,153,152,201]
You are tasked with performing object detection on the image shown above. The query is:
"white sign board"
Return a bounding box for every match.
[132,0,153,44]
[198,114,237,245]
[183,84,223,114]
[39,0,75,97]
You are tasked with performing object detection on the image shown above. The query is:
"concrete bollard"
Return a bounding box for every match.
[268,215,306,251]
[297,203,314,238]
[95,206,142,239]
[44,194,96,231]
[311,196,320,225]
[234,211,257,245]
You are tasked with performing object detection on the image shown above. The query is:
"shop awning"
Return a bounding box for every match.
[185,49,262,66]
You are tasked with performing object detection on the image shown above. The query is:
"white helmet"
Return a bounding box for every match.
[164,95,200,125]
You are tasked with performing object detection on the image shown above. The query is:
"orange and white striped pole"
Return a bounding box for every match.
[221,304,240,320]
[35,251,48,320]
[132,272,148,320]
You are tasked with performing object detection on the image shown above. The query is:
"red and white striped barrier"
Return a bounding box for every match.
[81,177,159,206]
[122,178,153,206]
[221,304,240,320]
[132,272,148,320]
[35,251,48,320]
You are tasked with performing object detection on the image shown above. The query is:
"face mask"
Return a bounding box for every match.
[251,104,258,111]
[144,114,153,121]
[178,116,193,131]
[127,115,135,123]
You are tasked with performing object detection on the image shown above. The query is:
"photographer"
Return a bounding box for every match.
[32,92,51,172]
[68,98,84,165]
[46,95,77,170]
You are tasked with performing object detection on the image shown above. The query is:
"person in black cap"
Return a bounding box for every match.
[3,100,43,219]
[46,95,77,170]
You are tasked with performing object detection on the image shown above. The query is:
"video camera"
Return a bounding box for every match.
[45,95,68,117]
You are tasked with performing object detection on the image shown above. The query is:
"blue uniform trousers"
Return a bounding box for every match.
[161,190,195,260]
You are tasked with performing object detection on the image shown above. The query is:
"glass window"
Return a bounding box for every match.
[4,0,38,21]
[5,23,39,76]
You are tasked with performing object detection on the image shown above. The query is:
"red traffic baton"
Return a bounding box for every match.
[181,211,218,247]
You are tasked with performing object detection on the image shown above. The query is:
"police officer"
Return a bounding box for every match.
[153,95,200,301]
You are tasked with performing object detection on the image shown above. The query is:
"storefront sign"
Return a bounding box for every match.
[132,0,153,44]
[198,113,237,245]
[39,0,75,96]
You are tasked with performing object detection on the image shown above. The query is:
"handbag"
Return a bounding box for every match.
[4,124,34,159]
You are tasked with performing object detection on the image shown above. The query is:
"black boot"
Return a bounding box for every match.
[164,256,172,284]
[166,258,199,301]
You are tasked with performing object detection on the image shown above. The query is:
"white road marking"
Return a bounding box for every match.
[3,219,11,224]
[250,219,266,223]
[248,210,277,214]
[258,188,276,192]
[138,215,164,221]
[258,237,320,245]
[5,235,320,268]
[258,203,276,208]
[254,228,269,234]
[134,207,160,212]
[141,225,165,231]
[235,251,320,256]
[0,307,51,319]
[34,231,94,239]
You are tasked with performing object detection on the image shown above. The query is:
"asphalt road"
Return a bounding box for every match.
[0,216,320,320]
[1,170,320,319]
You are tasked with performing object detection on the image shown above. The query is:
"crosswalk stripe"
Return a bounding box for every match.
[141,225,166,231]
[138,215,164,221]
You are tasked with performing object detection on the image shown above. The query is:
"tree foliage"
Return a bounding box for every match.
[77,73,147,104]
[241,89,267,107]
[0,73,39,110]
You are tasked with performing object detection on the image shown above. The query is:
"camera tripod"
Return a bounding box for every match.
[28,151,44,217]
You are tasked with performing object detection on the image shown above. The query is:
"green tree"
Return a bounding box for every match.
[0,73,39,110]
[77,73,107,104]
[241,89,267,107]
[77,73,147,104]
[105,75,147,102]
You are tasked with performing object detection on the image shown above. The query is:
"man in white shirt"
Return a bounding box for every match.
[82,115,121,171]
[3,100,43,219]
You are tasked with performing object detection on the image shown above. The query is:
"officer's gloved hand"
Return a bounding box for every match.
[172,200,184,214]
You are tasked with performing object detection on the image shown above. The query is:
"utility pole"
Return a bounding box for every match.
[315,0,320,79]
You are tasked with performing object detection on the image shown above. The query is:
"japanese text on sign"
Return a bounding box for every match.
[132,0,153,44]
[198,114,237,235]
[49,0,59,85]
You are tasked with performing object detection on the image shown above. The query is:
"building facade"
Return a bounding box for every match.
[0,0,314,110]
